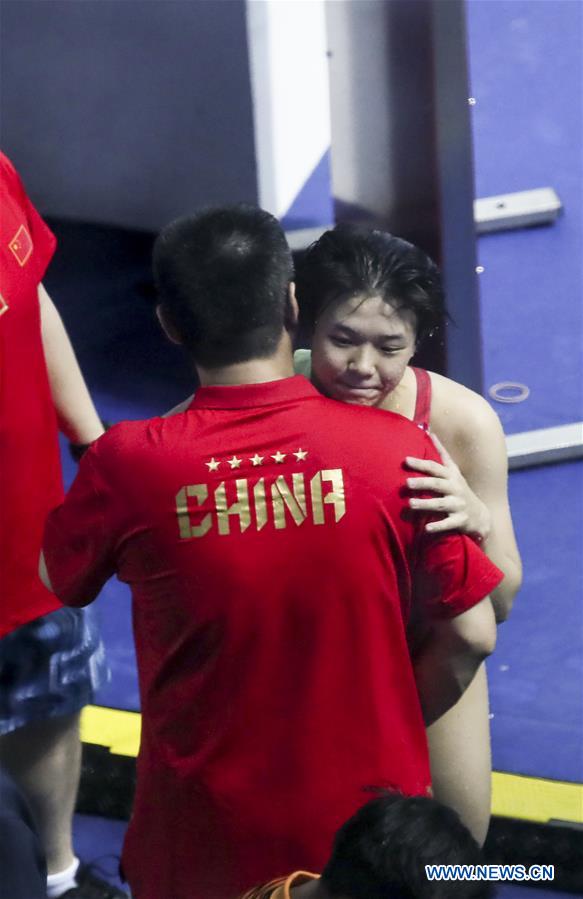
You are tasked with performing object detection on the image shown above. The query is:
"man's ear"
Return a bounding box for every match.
[156,305,182,345]
[285,282,299,331]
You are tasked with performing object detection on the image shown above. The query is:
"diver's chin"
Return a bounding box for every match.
[333,383,382,406]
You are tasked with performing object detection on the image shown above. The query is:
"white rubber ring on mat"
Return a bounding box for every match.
[488,382,530,404]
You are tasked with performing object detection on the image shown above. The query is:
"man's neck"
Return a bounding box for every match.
[196,334,295,387]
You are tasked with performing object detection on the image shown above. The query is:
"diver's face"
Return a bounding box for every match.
[311,294,417,406]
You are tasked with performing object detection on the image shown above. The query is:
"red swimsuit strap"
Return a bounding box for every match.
[411,367,432,430]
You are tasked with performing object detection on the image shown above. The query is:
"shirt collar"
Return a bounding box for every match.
[189,375,320,410]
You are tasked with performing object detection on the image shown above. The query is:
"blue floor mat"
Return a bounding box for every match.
[73,813,127,891]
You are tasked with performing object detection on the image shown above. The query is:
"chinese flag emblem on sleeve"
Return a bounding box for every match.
[9,224,33,266]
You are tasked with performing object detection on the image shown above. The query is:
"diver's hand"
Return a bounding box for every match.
[405,433,491,540]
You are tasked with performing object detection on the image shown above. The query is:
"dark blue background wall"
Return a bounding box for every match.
[1,0,258,231]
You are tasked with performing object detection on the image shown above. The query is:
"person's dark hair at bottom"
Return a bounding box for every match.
[320,791,494,899]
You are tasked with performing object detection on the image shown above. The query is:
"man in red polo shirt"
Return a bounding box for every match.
[41,205,501,899]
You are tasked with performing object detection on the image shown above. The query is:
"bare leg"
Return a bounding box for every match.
[0,711,81,874]
[426,663,491,845]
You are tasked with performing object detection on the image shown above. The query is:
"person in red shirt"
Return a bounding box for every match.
[41,205,501,899]
[0,152,124,898]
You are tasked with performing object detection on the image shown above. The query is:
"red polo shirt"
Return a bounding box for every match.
[0,152,62,636]
[43,377,502,899]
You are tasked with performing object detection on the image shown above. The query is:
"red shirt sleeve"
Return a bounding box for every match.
[0,152,56,284]
[410,432,504,619]
[42,444,117,606]
[413,531,503,619]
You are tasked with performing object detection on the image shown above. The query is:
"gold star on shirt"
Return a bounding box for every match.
[293,448,308,461]
[250,453,264,467]
[271,450,287,464]
[205,458,220,472]
[228,455,242,469]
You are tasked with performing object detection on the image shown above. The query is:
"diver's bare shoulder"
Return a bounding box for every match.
[426,371,503,460]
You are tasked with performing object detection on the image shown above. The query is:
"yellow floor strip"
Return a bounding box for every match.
[81,704,141,757]
[492,770,583,825]
[82,705,583,824]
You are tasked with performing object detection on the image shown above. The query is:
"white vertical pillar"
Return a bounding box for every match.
[246,0,333,227]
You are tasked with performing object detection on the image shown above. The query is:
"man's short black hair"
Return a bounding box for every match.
[295,224,445,344]
[153,204,294,368]
[321,792,494,899]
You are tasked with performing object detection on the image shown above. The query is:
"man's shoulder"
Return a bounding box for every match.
[314,394,431,441]
[0,151,18,186]
[307,397,435,476]
[90,399,433,469]
[0,153,28,210]
[88,416,169,462]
